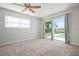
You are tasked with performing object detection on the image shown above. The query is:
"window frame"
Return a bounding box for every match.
[5,15,31,28]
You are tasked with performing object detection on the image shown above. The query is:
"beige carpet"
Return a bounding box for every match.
[0,39,79,56]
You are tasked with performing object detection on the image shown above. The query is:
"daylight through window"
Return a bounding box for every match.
[5,16,31,28]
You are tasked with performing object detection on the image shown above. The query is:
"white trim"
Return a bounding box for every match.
[70,42,79,46]
[0,38,37,46]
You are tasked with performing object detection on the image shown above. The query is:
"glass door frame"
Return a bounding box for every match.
[43,14,67,43]
[52,15,65,42]
[43,13,71,44]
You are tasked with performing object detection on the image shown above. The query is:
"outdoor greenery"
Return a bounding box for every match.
[53,28,64,35]
[45,21,51,33]
[45,20,64,35]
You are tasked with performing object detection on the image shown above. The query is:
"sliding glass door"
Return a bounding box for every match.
[44,15,66,42]
[52,16,65,41]
[44,14,70,43]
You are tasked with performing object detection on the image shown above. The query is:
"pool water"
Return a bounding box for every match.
[47,33,65,41]
[54,33,65,41]
[56,34,65,39]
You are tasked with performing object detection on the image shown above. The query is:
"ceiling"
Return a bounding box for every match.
[0,3,73,18]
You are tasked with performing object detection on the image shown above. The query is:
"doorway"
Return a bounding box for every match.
[52,16,65,42]
[44,15,65,42]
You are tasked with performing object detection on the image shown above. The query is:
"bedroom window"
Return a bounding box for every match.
[5,16,30,28]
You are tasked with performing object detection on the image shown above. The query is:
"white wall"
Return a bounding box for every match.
[0,7,41,44]
[69,7,79,44]
[41,4,79,45]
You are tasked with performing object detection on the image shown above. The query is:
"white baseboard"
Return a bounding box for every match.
[0,38,39,46]
[70,42,79,46]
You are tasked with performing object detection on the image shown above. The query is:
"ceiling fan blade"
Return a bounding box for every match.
[23,8,27,12]
[29,8,35,13]
[31,6,41,8]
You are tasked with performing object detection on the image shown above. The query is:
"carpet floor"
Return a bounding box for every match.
[0,39,79,56]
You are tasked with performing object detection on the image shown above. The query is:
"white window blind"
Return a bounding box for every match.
[5,16,31,28]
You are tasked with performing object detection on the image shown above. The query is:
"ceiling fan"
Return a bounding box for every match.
[12,3,41,13]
